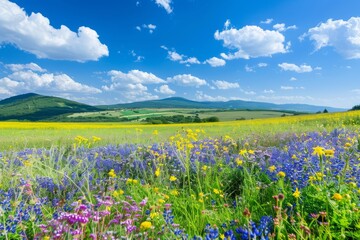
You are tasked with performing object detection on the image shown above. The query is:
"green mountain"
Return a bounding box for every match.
[101,97,345,113]
[0,93,99,121]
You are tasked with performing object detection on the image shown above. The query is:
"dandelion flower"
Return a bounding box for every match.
[140,221,152,230]
[277,171,286,178]
[169,176,177,182]
[333,193,342,201]
[293,188,301,198]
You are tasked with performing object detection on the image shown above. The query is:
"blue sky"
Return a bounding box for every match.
[0,0,360,108]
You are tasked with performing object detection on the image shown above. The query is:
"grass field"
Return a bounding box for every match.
[67,108,296,122]
[0,110,359,151]
[1,111,360,239]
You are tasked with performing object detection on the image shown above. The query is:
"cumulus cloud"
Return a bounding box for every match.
[155,84,176,95]
[215,24,289,59]
[212,80,239,89]
[195,91,228,101]
[101,70,164,101]
[278,63,313,73]
[167,74,207,87]
[273,23,297,32]
[0,63,101,97]
[263,89,275,94]
[106,70,165,85]
[136,24,157,33]
[261,18,273,24]
[258,63,268,67]
[205,57,226,67]
[5,62,46,72]
[0,0,108,61]
[306,17,360,59]
[280,86,294,90]
[155,0,173,14]
[161,46,200,65]
[129,50,145,62]
[290,77,297,81]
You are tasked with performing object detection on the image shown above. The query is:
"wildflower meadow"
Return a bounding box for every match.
[1,113,360,239]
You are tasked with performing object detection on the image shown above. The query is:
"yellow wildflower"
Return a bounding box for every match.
[248,150,255,155]
[170,190,179,196]
[236,158,243,166]
[158,199,165,204]
[293,188,301,198]
[213,188,220,194]
[153,130,158,135]
[140,221,152,230]
[312,146,325,157]
[333,193,343,201]
[202,165,208,171]
[150,212,159,219]
[324,149,335,157]
[23,160,32,167]
[108,169,116,178]
[155,168,160,177]
[291,154,297,160]
[268,165,276,172]
[239,149,247,155]
[169,176,177,182]
[277,171,286,178]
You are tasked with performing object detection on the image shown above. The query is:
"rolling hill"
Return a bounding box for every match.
[100,97,345,113]
[0,93,100,121]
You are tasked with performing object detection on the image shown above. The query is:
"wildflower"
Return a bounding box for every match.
[140,221,152,230]
[202,165,208,171]
[92,136,101,142]
[277,171,286,178]
[112,189,124,197]
[170,190,179,196]
[291,154,297,160]
[169,176,177,182]
[312,146,325,157]
[108,169,116,178]
[23,160,32,167]
[293,188,301,198]
[333,193,343,201]
[213,188,220,194]
[324,149,335,157]
[248,150,255,155]
[155,168,160,177]
[235,158,243,166]
[153,130,158,135]
[150,212,159,219]
[268,165,276,172]
[344,142,352,148]
[158,199,165,204]
[239,149,247,155]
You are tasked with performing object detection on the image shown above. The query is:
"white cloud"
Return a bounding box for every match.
[205,57,226,67]
[243,90,256,95]
[278,63,313,73]
[212,80,239,89]
[306,17,360,59]
[290,77,297,81]
[102,70,163,101]
[0,64,101,97]
[107,70,165,85]
[261,18,273,24]
[0,0,108,61]
[281,86,294,90]
[195,91,228,101]
[245,65,254,72]
[215,24,289,59]
[273,23,297,32]
[258,63,268,67]
[161,46,200,65]
[155,0,173,14]
[129,50,145,62]
[224,19,231,29]
[5,62,46,72]
[263,89,275,94]
[139,23,157,33]
[352,89,360,94]
[155,84,176,95]
[167,74,207,87]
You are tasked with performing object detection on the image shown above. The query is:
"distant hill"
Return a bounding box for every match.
[0,93,99,121]
[100,97,345,113]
